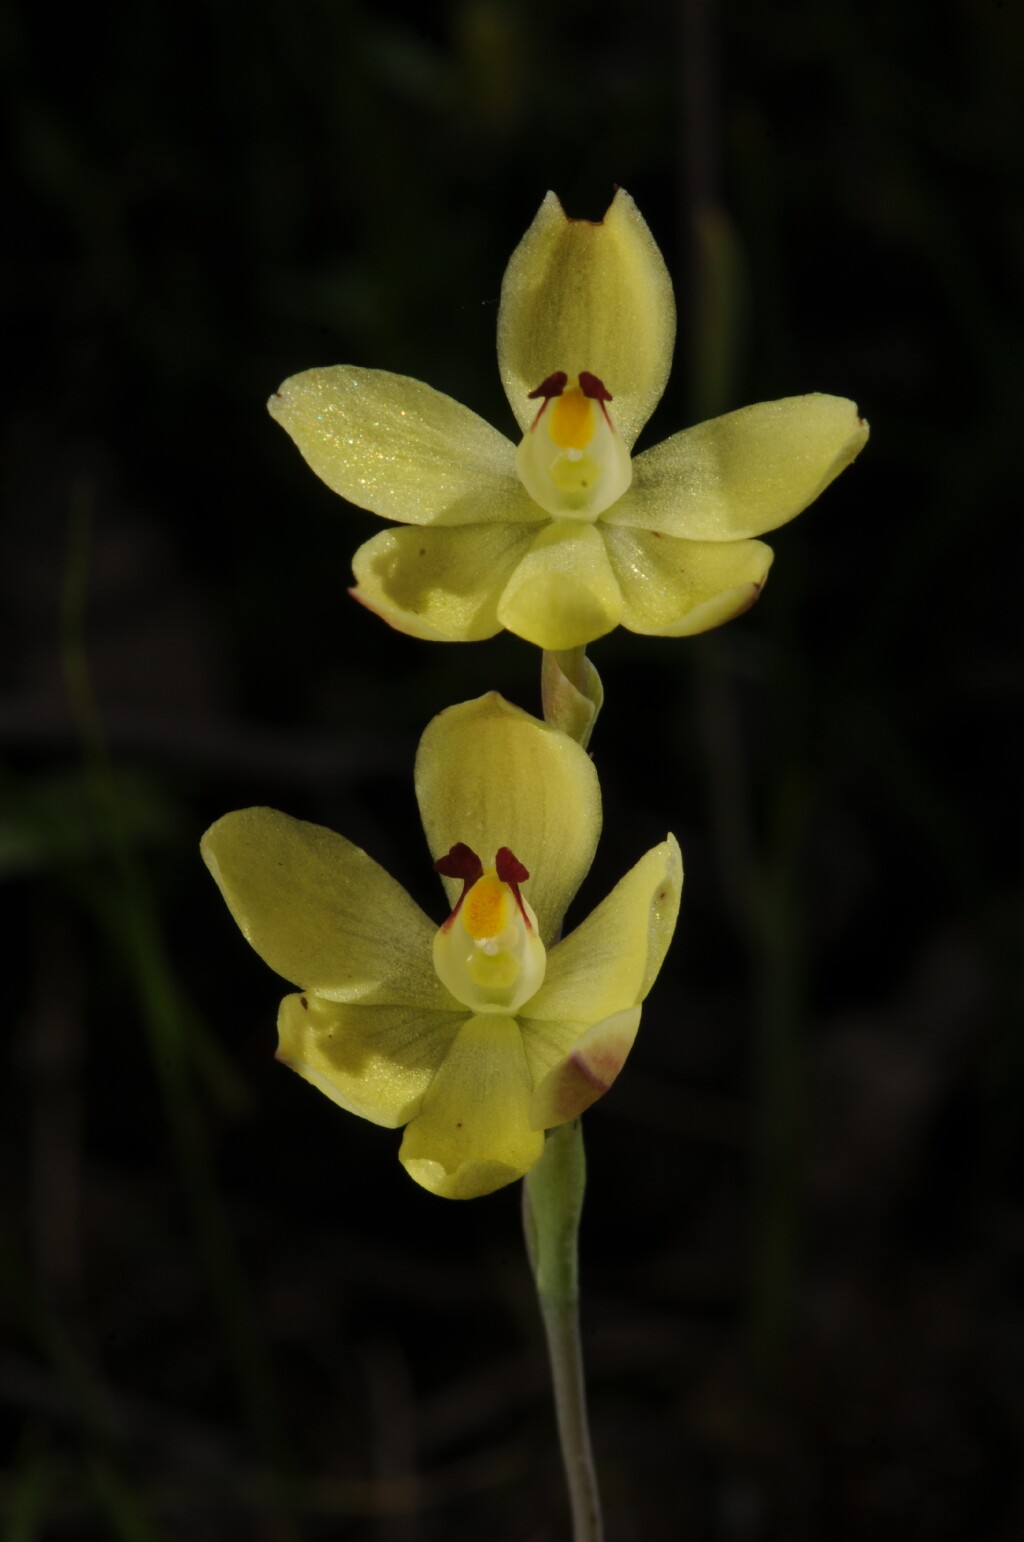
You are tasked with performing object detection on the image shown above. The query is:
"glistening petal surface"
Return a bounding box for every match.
[276,992,464,1128]
[603,526,773,637]
[525,836,682,1025]
[201,809,445,1005]
[398,1015,543,1198]
[496,521,623,650]
[498,189,676,450]
[415,694,601,945]
[269,367,542,527]
[350,521,536,641]
[604,394,869,540]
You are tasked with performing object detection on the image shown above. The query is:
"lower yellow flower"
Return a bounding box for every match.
[201,694,681,1199]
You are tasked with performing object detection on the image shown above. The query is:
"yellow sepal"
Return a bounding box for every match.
[603,528,774,637]
[498,189,676,451]
[200,808,445,1005]
[269,366,541,526]
[276,992,463,1128]
[415,694,601,946]
[350,521,536,641]
[525,836,682,1026]
[605,394,869,541]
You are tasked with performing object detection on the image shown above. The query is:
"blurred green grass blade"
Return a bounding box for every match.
[0,764,251,1118]
[0,1230,166,1537]
[5,1452,53,1541]
[0,1220,113,1444]
[0,768,181,878]
[59,481,295,1537]
[87,1460,164,1542]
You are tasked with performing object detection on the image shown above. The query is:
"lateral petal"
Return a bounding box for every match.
[603,525,774,637]
[277,992,464,1128]
[350,520,537,641]
[399,1016,544,1198]
[269,366,541,527]
[528,1007,642,1129]
[498,189,676,450]
[201,808,445,1005]
[604,394,869,540]
[526,836,682,1024]
[496,520,623,650]
[415,693,601,946]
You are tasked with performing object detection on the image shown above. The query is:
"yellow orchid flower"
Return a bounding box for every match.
[201,694,681,1199]
[269,189,868,650]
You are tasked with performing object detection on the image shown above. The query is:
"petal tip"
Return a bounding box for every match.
[530,1007,641,1129]
[733,576,768,619]
[400,1154,534,1200]
[266,380,296,422]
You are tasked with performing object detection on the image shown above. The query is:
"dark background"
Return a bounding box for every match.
[2,1,1021,1537]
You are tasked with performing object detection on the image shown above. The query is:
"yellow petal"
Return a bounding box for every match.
[201,808,446,1005]
[277,992,464,1128]
[604,394,869,540]
[603,526,773,636]
[496,520,623,650]
[525,836,682,1025]
[528,1007,641,1129]
[415,693,601,946]
[498,189,676,450]
[351,521,537,641]
[269,366,542,526]
[399,1015,544,1198]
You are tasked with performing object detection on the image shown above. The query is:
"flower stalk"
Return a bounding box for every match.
[523,1119,602,1542]
[522,646,605,1539]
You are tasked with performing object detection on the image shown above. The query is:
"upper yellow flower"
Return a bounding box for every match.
[269,189,869,650]
[201,693,681,1199]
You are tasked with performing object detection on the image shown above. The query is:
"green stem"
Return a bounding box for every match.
[524,650,604,1540]
[523,1121,603,1542]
